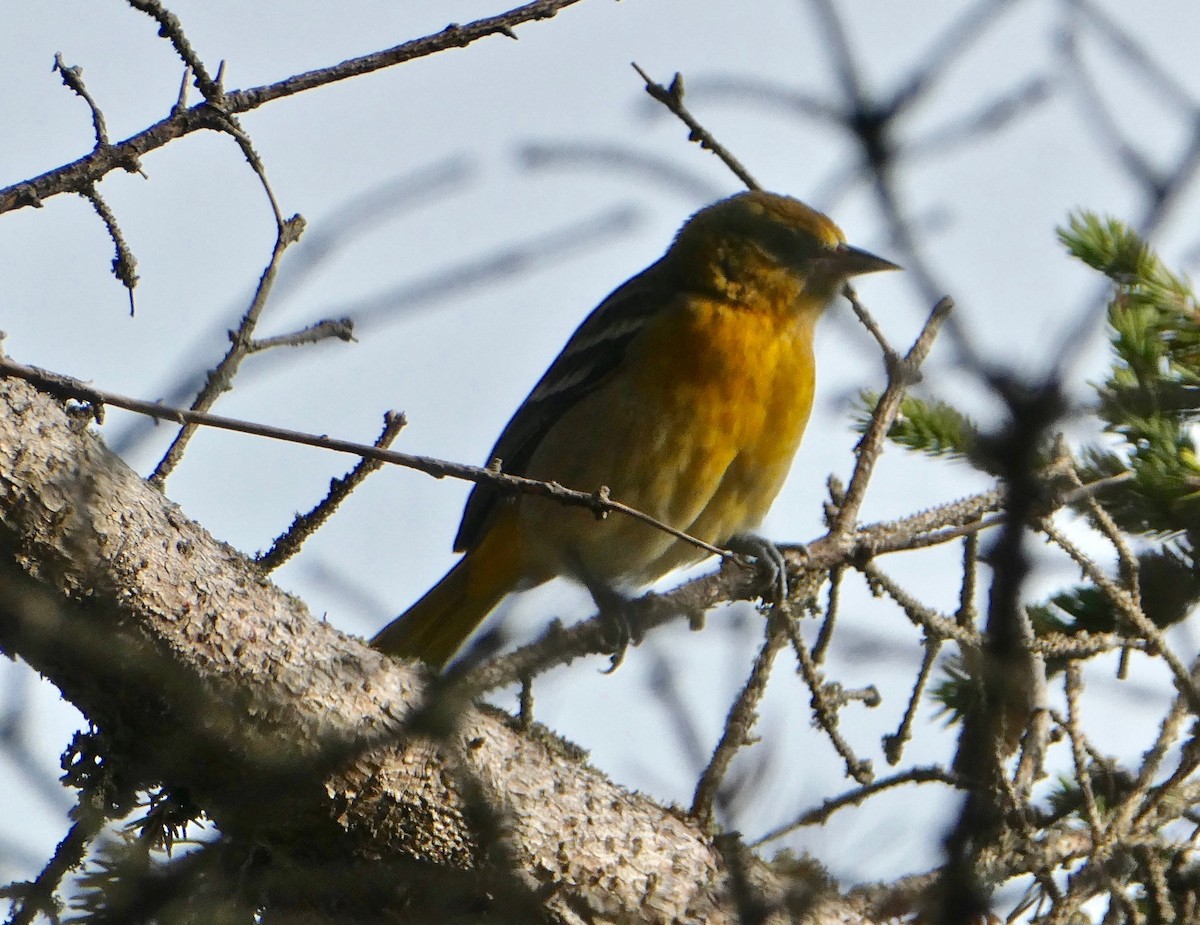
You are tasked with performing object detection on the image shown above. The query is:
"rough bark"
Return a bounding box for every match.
[0,375,879,924]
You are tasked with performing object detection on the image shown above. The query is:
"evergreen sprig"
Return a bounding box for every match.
[1062,212,1200,538]
[856,391,979,460]
[930,215,1200,728]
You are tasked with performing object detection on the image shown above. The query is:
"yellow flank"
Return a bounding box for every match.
[372,190,898,668]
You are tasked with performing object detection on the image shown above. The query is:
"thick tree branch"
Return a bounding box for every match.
[0,377,881,925]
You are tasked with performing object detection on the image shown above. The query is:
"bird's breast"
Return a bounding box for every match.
[624,295,817,474]
[518,291,820,583]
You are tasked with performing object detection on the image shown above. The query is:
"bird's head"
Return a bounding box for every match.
[672,190,898,304]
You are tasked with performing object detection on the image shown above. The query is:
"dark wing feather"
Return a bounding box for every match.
[454,257,678,551]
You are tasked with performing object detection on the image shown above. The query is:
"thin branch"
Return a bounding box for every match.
[866,487,1005,542]
[148,213,306,486]
[1031,631,1142,660]
[1063,455,1141,680]
[1069,0,1197,117]
[887,0,1028,114]
[0,0,592,217]
[631,64,760,190]
[645,651,712,774]
[257,411,407,572]
[883,639,940,766]
[462,493,1010,692]
[4,804,108,925]
[660,75,841,125]
[52,53,108,148]
[858,561,978,647]
[116,2,302,462]
[47,55,140,315]
[783,612,875,784]
[1063,663,1105,842]
[247,318,356,353]
[691,617,788,824]
[1042,518,1200,714]
[125,0,224,104]
[1058,22,1157,194]
[172,64,192,114]
[79,185,139,315]
[832,295,954,537]
[342,205,639,330]
[810,564,842,665]
[806,0,867,107]
[906,76,1054,157]
[957,532,979,627]
[0,356,733,563]
[517,141,726,200]
[1059,0,1200,239]
[751,766,957,846]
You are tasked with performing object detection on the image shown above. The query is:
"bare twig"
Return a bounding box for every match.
[0,356,732,563]
[1069,0,1196,113]
[517,141,726,200]
[1060,0,1200,239]
[691,617,788,824]
[783,613,875,784]
[257,411,407,572]
[1063,663,1105,842]
[886,0,1029,114]
[751,766,957,846]
[247,319,356,353]
[79,185,139,315]
[832,295,954,537]
[631,64,760,190]
[1062,455,1141,680]
[148,213,306,486]
[48,55,140,314]
[883,640,940,766]
[810,564,842,665]
[906,76,1054,157]
[52,53,109,148]
[126,0,224,103]
[858,561,978,647]
[1042,519,1200,714]
[957,532,979,627]
[806,0,868,108]
[0,0,591,218]
[4,800,109,925]
[343,205,639,330]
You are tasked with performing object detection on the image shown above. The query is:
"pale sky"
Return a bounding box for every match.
[3,0,1200,893]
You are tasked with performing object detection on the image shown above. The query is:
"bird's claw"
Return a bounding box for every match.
[572,561,642,672]
[602,608,632,673]
[728,532,790,604]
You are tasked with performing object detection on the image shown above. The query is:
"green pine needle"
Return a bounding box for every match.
[857,392,979,460]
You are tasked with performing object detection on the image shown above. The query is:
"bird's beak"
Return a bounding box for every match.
[829,243,901,277]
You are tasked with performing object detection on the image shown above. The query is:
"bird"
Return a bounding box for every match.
[372,190,898,668]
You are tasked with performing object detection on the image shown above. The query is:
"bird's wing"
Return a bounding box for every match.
[454,258,680,551]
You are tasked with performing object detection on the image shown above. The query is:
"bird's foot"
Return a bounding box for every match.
[596,584,644,673]
[565,549,645,671]
[727,532,793,604]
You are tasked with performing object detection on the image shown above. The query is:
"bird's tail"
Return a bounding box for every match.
[371,523,523,669]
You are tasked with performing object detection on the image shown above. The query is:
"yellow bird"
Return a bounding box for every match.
[372,190,897,668]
